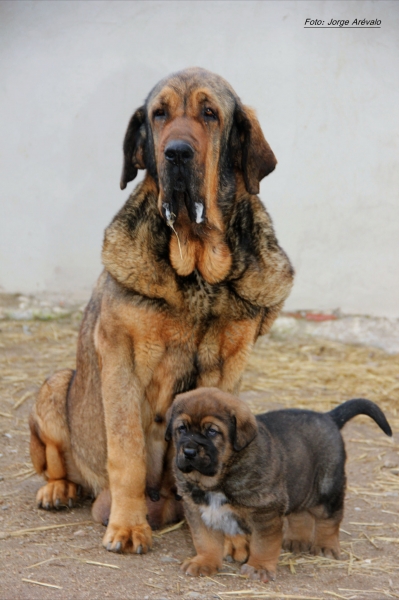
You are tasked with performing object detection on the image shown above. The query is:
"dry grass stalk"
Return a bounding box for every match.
[0,520,94,539]
[25,557,58,569]
[153,519,185,536]
[206,575,227,587]
[144,582,164,590]
[21,578,62,589]
[323,592,354,600]
[13,391,34,409]
[84,560,120,569]
[361,531,380,549]
[26,555,119,570]
[218,591,324,599]
[0,411,13,418]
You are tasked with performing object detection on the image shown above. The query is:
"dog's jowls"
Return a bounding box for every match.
[166,387,392,582]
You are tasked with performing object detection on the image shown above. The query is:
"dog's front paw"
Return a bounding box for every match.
[36,480,80,510]
[240,562,276,583]
[103,521,152,554]
[181,555,220,577]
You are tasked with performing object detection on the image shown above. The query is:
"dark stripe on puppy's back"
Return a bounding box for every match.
[328,399,392,436]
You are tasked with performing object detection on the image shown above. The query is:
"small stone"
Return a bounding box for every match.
[73,529,86,536]
[1,505,10,511]
[160,555,179,563]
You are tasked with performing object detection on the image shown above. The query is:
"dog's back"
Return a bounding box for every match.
[257,409,345,513]
[256,399,392,514]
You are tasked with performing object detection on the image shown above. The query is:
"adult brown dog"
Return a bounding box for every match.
[29,68,294,555]
[167,388,392,581]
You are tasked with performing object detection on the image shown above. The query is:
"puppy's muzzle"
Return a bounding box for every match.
[183,445,197,459]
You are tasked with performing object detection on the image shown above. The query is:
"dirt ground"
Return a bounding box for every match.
[0,316,398,600]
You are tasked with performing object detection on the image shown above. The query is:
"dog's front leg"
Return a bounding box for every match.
[181,500,224,577]
[98,335,152,554]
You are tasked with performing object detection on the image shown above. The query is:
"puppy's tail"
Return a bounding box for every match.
[328,399,392,436]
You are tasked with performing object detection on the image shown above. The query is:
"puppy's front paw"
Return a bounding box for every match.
[240,562,276,583]
[103,521,152,554]
[181,555,220,577]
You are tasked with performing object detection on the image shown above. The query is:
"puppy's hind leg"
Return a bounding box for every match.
[224,534,249,563]
[283,511,315,554]
[309,505,343,559]
[30,369,82,510]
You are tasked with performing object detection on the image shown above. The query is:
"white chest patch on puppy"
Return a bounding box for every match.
[199,492,244,536]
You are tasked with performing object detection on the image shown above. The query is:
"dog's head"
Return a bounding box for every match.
[120,67,276,232]
[165,387,257,485]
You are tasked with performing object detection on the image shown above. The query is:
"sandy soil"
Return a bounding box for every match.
[0,317,398,600]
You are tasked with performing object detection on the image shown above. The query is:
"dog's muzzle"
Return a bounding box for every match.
[162,140,205,225]
[165,140,194,167]
[177,441,217,476]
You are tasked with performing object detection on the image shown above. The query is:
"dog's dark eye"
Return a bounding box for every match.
[153,108,166,119]
[203,107,217,120]
[177,424,187,434]
[207,427,219,437]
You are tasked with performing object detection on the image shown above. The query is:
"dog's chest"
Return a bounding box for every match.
[181,270,257,322]
[199,491,244,536]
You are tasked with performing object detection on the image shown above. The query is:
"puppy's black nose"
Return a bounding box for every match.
[165,141,194,165]
[183,446,197,458]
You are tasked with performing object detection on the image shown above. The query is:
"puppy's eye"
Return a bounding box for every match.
[207,427,219,437]
[177,424,187,434]
[203,107,217,120]
[153,108,166,118]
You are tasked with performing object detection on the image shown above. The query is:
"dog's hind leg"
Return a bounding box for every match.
[224,534,249,563]
[309,505,342,559]
[29,369,83,509]
[282,511,315,554]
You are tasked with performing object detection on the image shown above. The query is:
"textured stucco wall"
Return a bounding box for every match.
[1,1,398,316]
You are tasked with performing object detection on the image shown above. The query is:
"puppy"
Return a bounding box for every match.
[166,387,392,582]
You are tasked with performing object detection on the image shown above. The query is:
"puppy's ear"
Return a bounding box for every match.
[165,405,174,442]
[120,106,147,190]
[233,104,277,195]
[231,402,258,452]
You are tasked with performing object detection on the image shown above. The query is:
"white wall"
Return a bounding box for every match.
[1,1,398,316]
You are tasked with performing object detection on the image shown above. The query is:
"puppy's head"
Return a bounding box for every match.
[165,387,257,484]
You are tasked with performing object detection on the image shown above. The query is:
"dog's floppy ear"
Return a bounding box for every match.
[233,104,277,195]
[120,106,147,190]
[230,401,258,452]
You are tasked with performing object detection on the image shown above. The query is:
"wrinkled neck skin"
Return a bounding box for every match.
[102,170,294,312]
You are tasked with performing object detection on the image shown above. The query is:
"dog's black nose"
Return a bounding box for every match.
[165,141,194,165]
[183,446,197,458]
